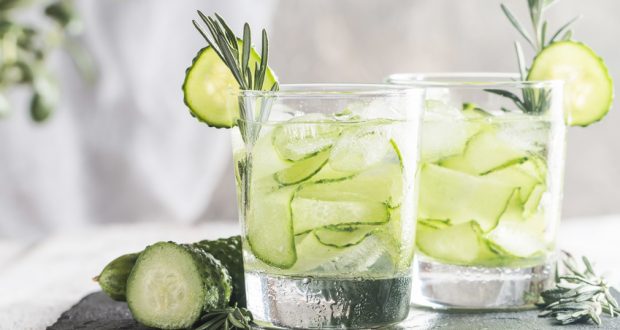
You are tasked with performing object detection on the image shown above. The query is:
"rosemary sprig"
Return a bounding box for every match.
[193,306,253,330]
[486,0,579,114]
[538,252,620,325]
[192,11,278,93]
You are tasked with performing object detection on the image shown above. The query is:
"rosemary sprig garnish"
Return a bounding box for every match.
[191,12,278,145]
[486,0,579,114]
[538,252,619,325]
[193,306,253,330]
[192,11,278,93]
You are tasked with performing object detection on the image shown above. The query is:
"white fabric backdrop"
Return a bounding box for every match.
[0,0,276,238]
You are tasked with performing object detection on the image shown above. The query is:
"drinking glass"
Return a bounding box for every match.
[231,84,424,327]
[386,73,566,309]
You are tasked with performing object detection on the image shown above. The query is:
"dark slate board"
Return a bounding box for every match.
[49,291,620,330]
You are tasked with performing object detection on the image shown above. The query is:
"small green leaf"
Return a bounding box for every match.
[500,3,535,49]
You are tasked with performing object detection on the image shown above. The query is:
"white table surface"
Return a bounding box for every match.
[0,216,618,330]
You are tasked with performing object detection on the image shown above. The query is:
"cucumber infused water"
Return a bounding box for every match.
[231,85,422,328]
[387,74,567,309]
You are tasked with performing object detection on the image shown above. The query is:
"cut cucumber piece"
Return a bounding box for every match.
[497,189,524,223]
[416,221,497,265]
[291,197,389,234]
[519,155,547,183]
[417,219,451,230]
[126,242,231,329]
[274,149,330,185]
[418,164,514,231]
[272,114,342,161]
[486,221,547,258]
[329,126,391,172]
[462,102,490,118]
[439,128,528,175]
[483,160,541,202]
[292,230,386,274]
[523,184,546,218]
[182,43,277,128]
[314,225,377,248]
[295,163,403,206]
[528,41,613,127]
[246,185,297,269]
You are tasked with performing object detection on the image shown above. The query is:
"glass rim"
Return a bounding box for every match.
[385,72,564,88]
[232,83,422,98]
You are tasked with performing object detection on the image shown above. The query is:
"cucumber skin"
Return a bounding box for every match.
[180,244,233,312]
[96,236,245,306]
[195,236,245,307]
[126,242,232,329]
[97,253,139,301]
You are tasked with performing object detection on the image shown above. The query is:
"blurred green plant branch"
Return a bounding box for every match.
[0,0,97,122]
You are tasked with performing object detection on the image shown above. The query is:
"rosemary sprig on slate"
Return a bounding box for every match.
[539,252,620,325]
[193,306,253,330]
[486,0,579,114]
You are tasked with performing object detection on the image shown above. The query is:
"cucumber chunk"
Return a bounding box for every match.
[273,149,330,185]
[528,41,613,127]
[416,220,497,265]
[272,114,342,161]
[418,164,514,231]
[182,43,277,128]
[439,128,528,175]
[247,185,297,269]
[95,236,244,305]
[314,225,377,248]
[126,242,231,329]
[194,236,245,307]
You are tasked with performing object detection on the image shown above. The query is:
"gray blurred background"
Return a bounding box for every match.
[209,0,619,220]
[1,0,617,237]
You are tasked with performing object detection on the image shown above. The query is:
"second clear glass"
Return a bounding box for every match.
[387,73,566,310]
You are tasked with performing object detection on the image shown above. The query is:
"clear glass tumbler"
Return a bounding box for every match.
[230,84,423,328]
[386,73,566,310]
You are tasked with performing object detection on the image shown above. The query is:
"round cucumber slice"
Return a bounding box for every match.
[126,242,231,329]
[528,41,613,127]
[182,42,277,128]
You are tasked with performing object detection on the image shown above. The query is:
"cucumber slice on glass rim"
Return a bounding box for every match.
[182,42,277,128]
[528,41,613,127]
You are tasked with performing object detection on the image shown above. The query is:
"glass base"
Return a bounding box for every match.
[411,256,555,310]
[245,271,412,329]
